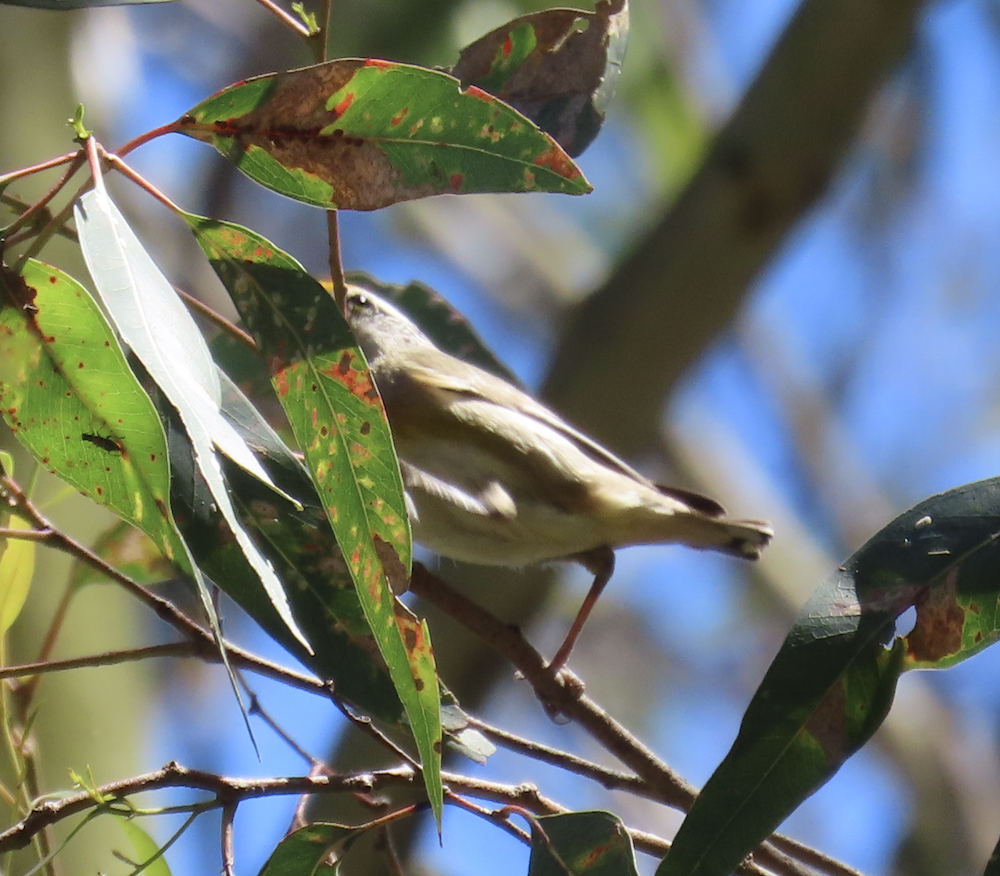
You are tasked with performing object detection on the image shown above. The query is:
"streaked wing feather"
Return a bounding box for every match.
[411,361,655,486]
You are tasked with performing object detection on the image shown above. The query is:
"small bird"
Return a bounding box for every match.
[345,288,773,669]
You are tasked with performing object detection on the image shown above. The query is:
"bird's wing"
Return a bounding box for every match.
[409,359,662,487]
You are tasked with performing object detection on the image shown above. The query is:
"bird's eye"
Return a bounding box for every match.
[350,292,372,311]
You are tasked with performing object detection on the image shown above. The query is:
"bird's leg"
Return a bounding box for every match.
[548,546,616,671]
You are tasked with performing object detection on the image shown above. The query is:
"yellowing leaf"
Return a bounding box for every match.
[0,514,35,636]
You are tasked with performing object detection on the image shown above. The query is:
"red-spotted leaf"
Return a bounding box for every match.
[528,811,639,876]
[174,59,590,210]
[184,213,442,827]
[160,372,405,725]
[0,261,189,575]
[452,0,628,157]
[659,477,1000,876]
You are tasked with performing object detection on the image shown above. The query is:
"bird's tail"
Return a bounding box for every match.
[709,518,773,559]
[654,484,773,560]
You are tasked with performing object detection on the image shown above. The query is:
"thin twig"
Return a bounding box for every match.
[247,689,326,769]
[0,153,77,189]
[445,792,531,846]
[0,763,414,853]
[766,835,868,876]
[3,153,86,240]
[0,643,201,681]
[465,716,654,800]
[113,122,183,159]
[328,683,419,770]
[13,175,91,269]
[374,827,406,876]
[251,0,312,37]
[0,526,52,541]
[442,774,671,860]
[174,286,257,350]
[221,801,237,876]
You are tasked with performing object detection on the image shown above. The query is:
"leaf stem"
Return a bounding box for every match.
[327,209,347,310]
[174,285,257,350]
[101,150,184,215]
[317,0,333,62]
[113,121,183,159]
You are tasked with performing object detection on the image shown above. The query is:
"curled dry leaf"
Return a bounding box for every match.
[452,0,629,157]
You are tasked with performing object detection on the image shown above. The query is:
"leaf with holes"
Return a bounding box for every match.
[659,476,1000,876]
[185,212,442,827]
[175,59,590,209]
[452,0,628,157]
[528,811,639,876]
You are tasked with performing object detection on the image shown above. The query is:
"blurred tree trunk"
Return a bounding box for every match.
[544,0,925,452]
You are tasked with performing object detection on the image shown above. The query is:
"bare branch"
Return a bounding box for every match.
[0,763,414,854]
[409,564,696,811]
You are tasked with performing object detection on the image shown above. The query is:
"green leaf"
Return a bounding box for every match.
[119,818,174,876]
[74,187,309,652]
[185,213,443,827]
[659,476,1000,876]
[0,0,174,6]
[0,260,189,575]
[257,822,363,876]
[528,811,639,876]
[452,0,629,157]
[176,59,591,210]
